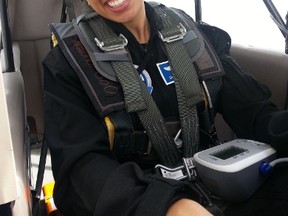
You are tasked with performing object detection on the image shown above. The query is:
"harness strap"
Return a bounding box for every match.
[76,4,206,166]
[156,6,203,157]
[84,16,182,167]
[157,13,203,108]
[52,3,225,167]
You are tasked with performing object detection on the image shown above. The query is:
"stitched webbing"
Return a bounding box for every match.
[87,16,182,167]
[113,58,182,167]
[84,4,205,163]
[156,6,203,156]
[163,40,201,156]
[156,6,203,108]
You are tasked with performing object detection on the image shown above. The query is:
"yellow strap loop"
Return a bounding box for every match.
[104,116,115,150]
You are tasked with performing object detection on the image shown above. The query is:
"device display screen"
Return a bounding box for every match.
[211,146,246,160]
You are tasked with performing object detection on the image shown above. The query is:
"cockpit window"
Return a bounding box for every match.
[158,0,287,53]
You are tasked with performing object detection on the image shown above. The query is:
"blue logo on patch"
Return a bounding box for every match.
[134,64,153,94]
[156,61,174,85]
[140,70,153,94]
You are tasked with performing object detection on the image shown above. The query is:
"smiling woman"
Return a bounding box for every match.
[1,0,288,216]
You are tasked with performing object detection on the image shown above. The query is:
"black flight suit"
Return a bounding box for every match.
[43,2,288,216]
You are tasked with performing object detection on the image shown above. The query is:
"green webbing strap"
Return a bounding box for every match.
[156,6,203,156]
[156,9,203,108]
[136,84,182,167]
[87,16,182,167]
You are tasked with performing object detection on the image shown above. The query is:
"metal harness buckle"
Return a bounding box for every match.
[155,157,197,181]
[158,23,187,43]
[94,33,128,52]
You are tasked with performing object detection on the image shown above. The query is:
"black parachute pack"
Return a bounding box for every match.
[49,1,225,171]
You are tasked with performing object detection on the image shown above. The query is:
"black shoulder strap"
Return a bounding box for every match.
[50,3,225,116]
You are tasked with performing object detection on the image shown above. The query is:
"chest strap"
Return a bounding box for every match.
[74,5,205,167]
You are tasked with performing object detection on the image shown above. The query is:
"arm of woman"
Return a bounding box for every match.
[200,23,288,155]
[166,199,213,216]
[219,56,288,155]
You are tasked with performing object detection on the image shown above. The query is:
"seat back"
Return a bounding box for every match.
[0,0,63,215]
[9,0,63,138]
[0,46,20,210]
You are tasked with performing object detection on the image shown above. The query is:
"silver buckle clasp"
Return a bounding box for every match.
[94,33,128,52]
[158,23,187,43]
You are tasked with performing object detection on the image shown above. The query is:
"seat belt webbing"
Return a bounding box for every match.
[87,17,182,167]
[78,5,205,166]
[156,6,203,157]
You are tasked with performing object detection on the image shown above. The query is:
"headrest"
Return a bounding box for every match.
[8,0,63,41]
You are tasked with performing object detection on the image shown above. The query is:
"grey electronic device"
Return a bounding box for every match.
[193,139,277,202]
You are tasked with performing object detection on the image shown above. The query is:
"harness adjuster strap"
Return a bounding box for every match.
[158,23,187,43]
[94,33,128,52]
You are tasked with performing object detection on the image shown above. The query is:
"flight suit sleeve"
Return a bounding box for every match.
[43,46,200,216]
[220,56,288,156]
[200,23,288,155]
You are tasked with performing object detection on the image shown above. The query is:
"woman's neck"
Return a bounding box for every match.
[123,12,150,44]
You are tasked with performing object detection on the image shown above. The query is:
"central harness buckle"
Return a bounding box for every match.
[155,157,197,181]
[158,23,187,43]
[94,33,128,52]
